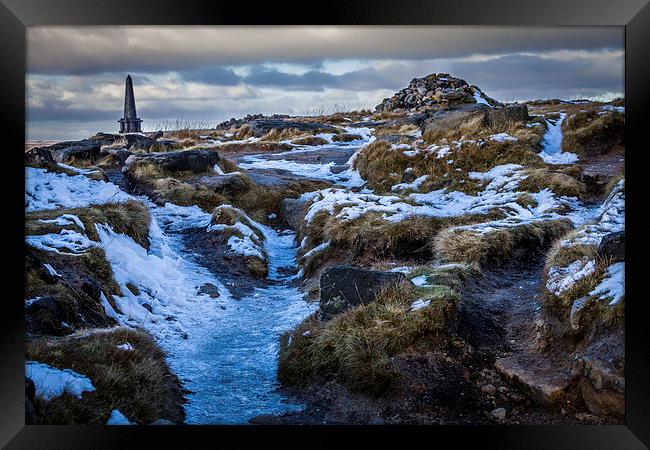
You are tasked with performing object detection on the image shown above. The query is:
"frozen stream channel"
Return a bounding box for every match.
[26,167,317,424]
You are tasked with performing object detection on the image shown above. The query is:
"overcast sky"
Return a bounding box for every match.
[27,26,624,140]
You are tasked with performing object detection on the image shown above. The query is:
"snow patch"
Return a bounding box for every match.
[25,361,95,400]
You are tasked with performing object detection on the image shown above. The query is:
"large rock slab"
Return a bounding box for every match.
[25,147,55,166]
[192,173,249,195]
[124,149,220,175]
[319,266,410,320]
[249,118,339,137]
[495,356,571,405]
[280,198,310,230]
[598,231,624,263]
[422,103,529,137]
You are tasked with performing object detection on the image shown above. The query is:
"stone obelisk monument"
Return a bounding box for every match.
[118,75,143,133]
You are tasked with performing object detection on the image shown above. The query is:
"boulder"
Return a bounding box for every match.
[25,147,55,166]
[421,103,529,137]
[249,118,339,137]
[597,231,624,263]
[486,104,529,127]
[192,173,249,196]
[422,103,491,135]
[149,418,176,425]
[25,296,68,336]
[280,198,310,231]
[124,149,220,176]
[122,133,176,152]
[319,266,411,320]
[25,378,40,425]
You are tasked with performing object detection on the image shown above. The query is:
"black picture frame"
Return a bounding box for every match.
[3,0,649,447]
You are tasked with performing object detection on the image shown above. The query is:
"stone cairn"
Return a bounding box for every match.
[375,73,501,112]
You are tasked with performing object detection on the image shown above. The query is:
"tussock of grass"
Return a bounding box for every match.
[373,123,420,137]
[292,136,328,146]
[27,327,184,424]
[562,111,624,157]
[518,169,586,198]
[152,178,228,212]
[278,283,456,394]
[166,128,202,141]
[260,128,304,142]
[434,219,573,266]
[331,133,363,142]
[233,124,255,140]
[301,210,504,276]
[216,157,241,174]
[26,201,151,250]
[354,135,543,193]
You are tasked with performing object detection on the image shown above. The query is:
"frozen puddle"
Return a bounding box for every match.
[25,168,316,424]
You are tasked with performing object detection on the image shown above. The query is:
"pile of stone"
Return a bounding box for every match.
[375,73,501,112]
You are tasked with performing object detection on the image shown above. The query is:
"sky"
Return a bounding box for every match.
[27,26,624,141]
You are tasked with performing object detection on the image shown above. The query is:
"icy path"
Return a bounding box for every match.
[538,113,579,165]
[25,168,316,424]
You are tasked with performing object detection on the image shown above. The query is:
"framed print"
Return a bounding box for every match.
[2,0,649,447]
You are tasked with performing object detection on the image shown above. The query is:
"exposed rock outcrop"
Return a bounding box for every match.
[375,73,501,112]
[319,266,411,320]
[123,149,220,177]
[421,103,529,137]
[597,231,624,263]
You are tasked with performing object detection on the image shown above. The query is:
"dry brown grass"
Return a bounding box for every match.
[562,110,625,157]
[26,201,151,250]
[292,136,329,146]
[354,133,543,194]
[278,282,456,394]
[300,209,505,276]
[518,168,586,198]
[260,128,305,142]
[233,124,255,140]
[433,219,572,266]
[332,133,363,142]
[373,123,420,137]
[152,178,228,212]
[27,327,185,424]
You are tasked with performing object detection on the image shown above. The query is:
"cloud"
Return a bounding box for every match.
[27,26,623,75]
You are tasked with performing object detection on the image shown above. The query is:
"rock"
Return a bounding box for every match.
[198,283,220,298]
[422,104,492,136]
[25,296,68,336]
[248,414,284,425]
[149,418,176,425]
[122,133,176,152]
[25,392,40,425]
[25,147,55,166]
[124,149,220,176]
[495,356,571,405]
[486,104,529,127]
[192,173,249,196]
[490,407,507,420]
[81,276,102,302]
[25,377,35,400]
[375,73,500,112]
[597,231,624,263]
[574,412,599,422]
[248,118,339,137]
[142,303,153,313]
[578,378,624,418]
[145,130,164,140]
[319,266,411,320]
[578,171,611,197]
[280,198,310,231]
[481,384,496,394]
[101,148,132,165]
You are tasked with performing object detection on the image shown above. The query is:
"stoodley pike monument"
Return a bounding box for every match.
[118,75,142,133]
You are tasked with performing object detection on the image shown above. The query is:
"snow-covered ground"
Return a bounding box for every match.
[25,167,316,424]
[25,361,95,400]
[537,113,579,165]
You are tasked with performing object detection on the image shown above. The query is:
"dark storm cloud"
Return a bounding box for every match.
[178,66,241,86]
[27,26,623,75]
